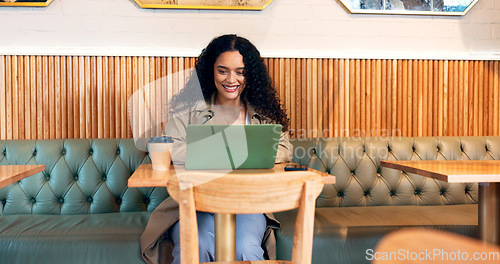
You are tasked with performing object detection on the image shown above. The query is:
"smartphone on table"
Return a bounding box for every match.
[284,164,308,171]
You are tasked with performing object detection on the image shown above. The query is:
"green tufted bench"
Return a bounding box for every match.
[0,139,166,264]
[1,137,499,264]
[276,136,500,264]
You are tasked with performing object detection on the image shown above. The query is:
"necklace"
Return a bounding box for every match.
[215,103,243,125]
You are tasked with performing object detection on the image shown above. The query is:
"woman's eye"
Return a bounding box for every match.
[218,70,227,74]
[236,71,244,76]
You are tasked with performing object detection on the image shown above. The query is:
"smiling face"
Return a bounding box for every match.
[213,51,246,105]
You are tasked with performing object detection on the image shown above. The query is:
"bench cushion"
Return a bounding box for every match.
[275,204,477,264]
[0,212,150,264]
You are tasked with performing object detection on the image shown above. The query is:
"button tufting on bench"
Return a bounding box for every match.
[89,149,93,155]
[45,175,50,181]
[144,198,150,204]
[87,197,93,203]
[116,198,122,204]
[2,150,6,156]
[414,190,420,195]
[116,149,120,155]
[1,199,6,205]
[389,191,395,196]
[30,198,36,203]
[33,150,37,156]
[58,198,64,204]
[102,175,107,181]
[337,191,344,197]
[74,174,79,181]
[61,149,66,155]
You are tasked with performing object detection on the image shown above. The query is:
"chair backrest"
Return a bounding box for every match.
[373,229,500,264]
[166,166,324,264]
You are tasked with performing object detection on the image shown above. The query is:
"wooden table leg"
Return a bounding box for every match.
[479,182,500,244]
[214,213,236,261]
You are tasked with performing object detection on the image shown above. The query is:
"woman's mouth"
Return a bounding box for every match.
[223,85,239,93]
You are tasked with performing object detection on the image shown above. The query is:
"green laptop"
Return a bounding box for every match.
[185,124,282,170]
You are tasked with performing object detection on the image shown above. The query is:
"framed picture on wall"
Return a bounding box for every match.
[134,0,274,10]
[0,0,53,7]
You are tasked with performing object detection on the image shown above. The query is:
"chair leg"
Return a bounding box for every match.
[291,180,318,264]
[178,181,199,264]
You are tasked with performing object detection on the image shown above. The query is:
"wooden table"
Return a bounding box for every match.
[0,165,45,189]
[128,163,334,261]
[381,160,500,245]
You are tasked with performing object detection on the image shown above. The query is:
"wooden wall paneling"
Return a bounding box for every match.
[115,57,122,138]
[11,56,18,139]
[147,56,155,138]
[458,60,464,136]
[354,59,360,136]
[411,60,418,137]
[452,61,459,136]
[97,57,103,138]
[54,56,60,139]
[300,59,306,138]
[416,60,423,137]
[495,61,499,136]
[365,59,372,136]
[487,61,494,136]
[380,60,387,136]
[442,60,448,136]
[422,60,428,137]
[23,56,30,139]
[478,61,484,136]
[153,57,160,137]
[348,59,355,137]
[311,58,318,138]
[1,56,500,139]
[18,56,25,140]
[85,56,92,138]
[463,61,470,136]
[289,58,296,136]
[47,56,53,139]
[284,58,291,133]
[468,61,475,136]
[340,59,347,137]
[70,56,78,138]
[108,57,115,138]
[319,58,326,137]
[126,56,132,138]
[159,57,167,136]
[0,56,5,140]
[371,59,378,137]
[6,56,12,139]
[104,56,111,139]
[42,56,49,139]
[90,57,97,138]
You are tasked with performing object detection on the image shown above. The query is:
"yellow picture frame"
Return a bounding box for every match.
[134,0,274,10]
[0,0,53,7]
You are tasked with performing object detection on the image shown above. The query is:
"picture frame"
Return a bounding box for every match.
[339,0,479,16]
[134,0,274,10]
[0,0,53,7]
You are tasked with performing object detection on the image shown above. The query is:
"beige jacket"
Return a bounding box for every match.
[140,95,293,264]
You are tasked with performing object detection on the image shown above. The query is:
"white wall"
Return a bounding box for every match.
[1,0,499,59]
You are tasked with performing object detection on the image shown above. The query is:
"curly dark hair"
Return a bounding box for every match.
[170,34,289,131]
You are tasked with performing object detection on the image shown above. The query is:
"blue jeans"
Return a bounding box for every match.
[168,212,267,263]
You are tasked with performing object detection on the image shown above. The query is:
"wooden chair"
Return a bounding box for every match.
[373,229,500,264]
[166,167,325,264]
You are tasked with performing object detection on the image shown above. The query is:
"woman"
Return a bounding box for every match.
[140,34,293,264]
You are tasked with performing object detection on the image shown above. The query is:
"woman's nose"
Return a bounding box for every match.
[227,72,237,83]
